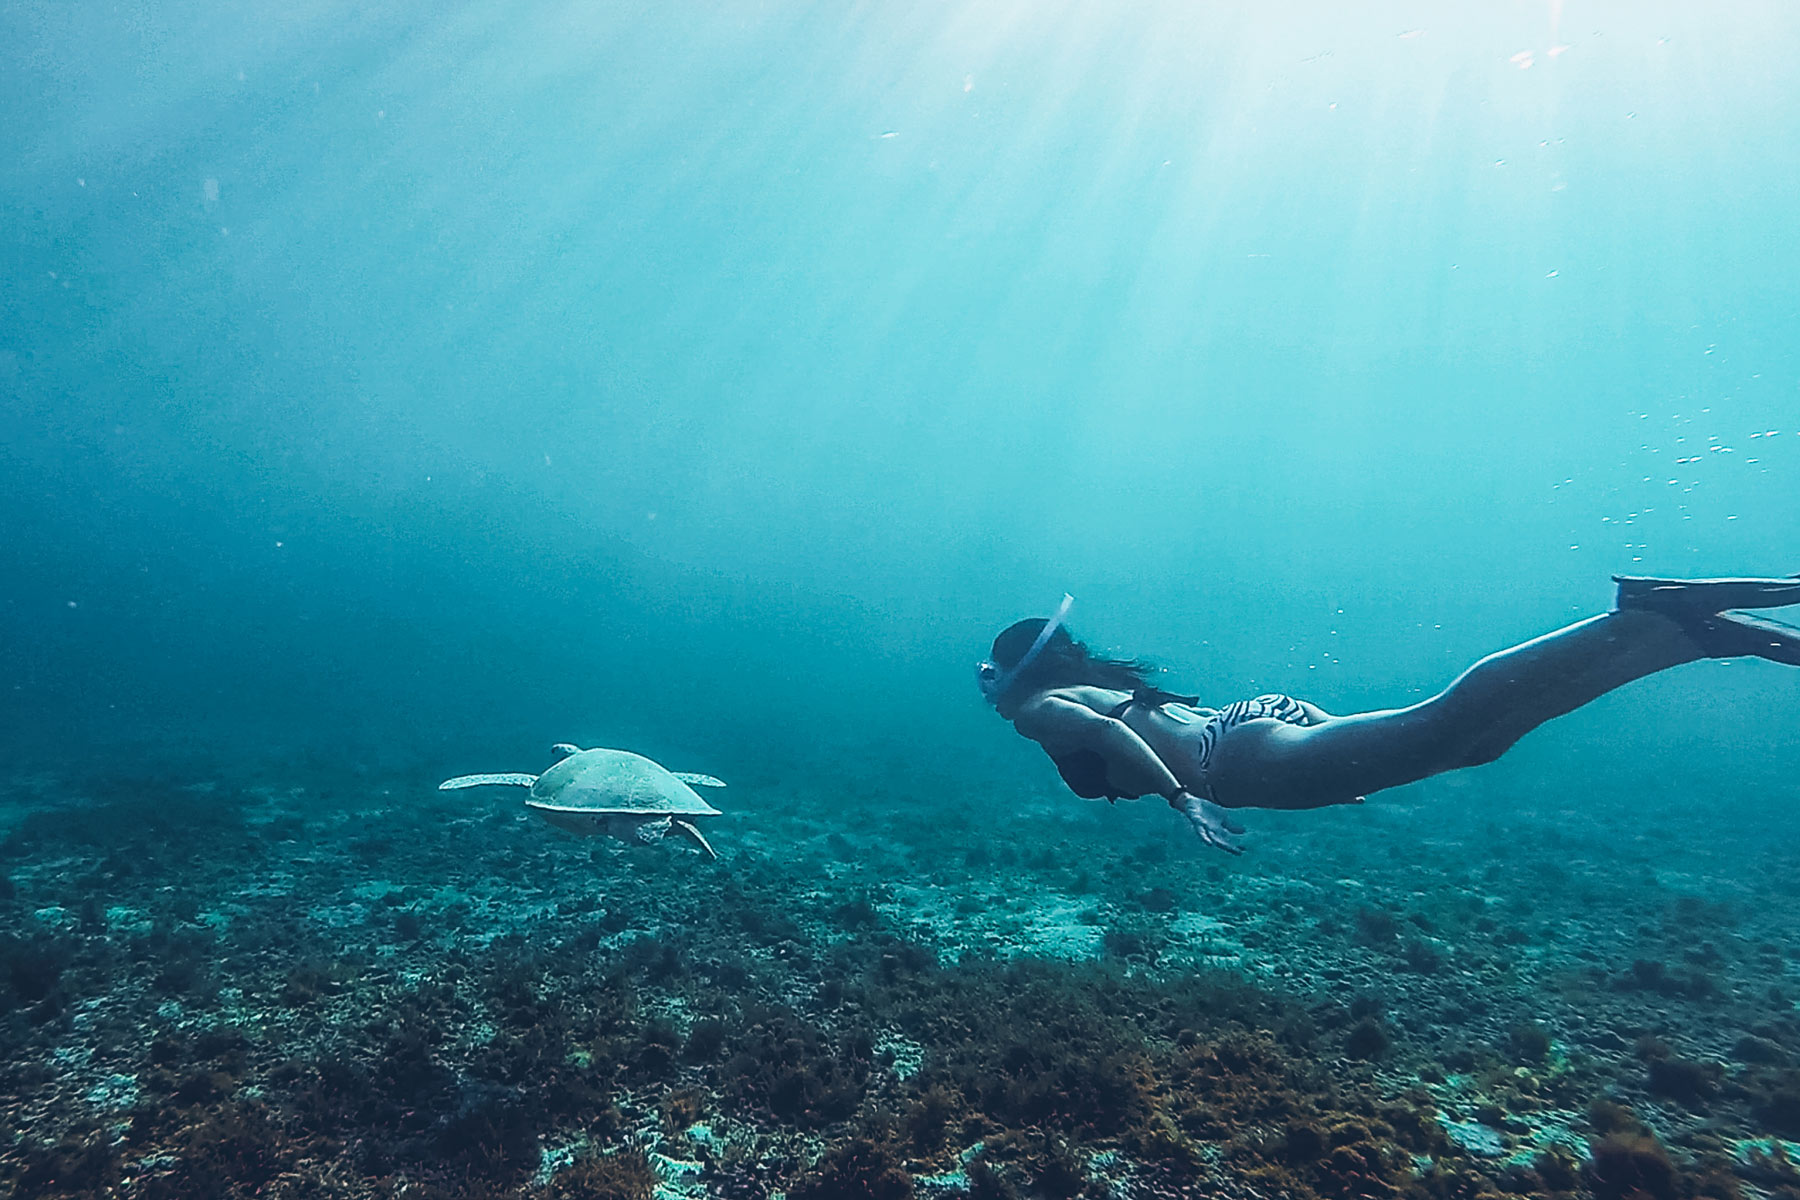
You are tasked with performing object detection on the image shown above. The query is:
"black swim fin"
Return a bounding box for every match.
[1614,574,1800,613]
[1679,611,1800,667]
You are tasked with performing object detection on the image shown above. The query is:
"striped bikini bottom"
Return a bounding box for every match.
[1193,693,1316,799]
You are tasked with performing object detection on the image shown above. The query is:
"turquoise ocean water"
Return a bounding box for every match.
[3,3,1800,1195]
[7,0,1798,774]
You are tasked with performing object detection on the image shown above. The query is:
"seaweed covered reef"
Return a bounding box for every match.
[2,759,1800,1199]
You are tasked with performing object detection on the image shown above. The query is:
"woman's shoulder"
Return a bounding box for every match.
[1010,686,1123,738]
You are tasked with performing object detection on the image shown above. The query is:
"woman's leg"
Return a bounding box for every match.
[1206,608,1704,810]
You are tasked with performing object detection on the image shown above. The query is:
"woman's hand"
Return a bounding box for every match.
[1173,791,1246,855]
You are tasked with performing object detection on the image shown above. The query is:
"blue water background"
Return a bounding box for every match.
[3,2,1797,823]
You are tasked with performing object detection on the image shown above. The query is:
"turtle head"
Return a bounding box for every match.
[550,743,583,763]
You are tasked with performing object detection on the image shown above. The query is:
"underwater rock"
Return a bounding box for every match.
[1735,1034,1790,1065]
[546,1147,658,1200]
[1742,1068,1800,1138]
[1646,1055,1724,1107]
[1400,937,1444,973]
[721,1007,872,1127]
[1345,1017,1390,1061]
[904,1084,962,1153]
[132,1104,290,1200]
[1136,885,1179,913]
[788,1138,913,1200]
[1353,908,1401,945]
[1439,1116,1507,1157]
[1509,1021,1554,1065]
[8,1134,122,1197]
[0,932,71,1011]
[1587,1133,1680,1200]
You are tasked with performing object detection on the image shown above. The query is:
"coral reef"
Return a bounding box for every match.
[0,755,1795,1199]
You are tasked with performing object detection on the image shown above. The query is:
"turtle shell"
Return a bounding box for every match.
[528,748,721,817]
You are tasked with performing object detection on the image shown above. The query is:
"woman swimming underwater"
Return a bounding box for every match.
[977,575,1800,854]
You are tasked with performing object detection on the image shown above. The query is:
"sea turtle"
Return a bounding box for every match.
[439,744,724,859]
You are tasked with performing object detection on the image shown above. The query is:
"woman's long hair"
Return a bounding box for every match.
[988,618,1156,694]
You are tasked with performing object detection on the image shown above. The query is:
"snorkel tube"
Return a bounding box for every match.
[977,593,1075,706]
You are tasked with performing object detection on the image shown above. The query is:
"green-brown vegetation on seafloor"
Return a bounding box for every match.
[0,768,1795,1199]
[0,923,1748,1200]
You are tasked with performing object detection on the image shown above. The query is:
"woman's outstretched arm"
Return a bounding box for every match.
[1204,608,1703,811]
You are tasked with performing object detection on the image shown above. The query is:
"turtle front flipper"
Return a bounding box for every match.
[439,772,540,790]
[671,819,717,860]
[670,772,727,788]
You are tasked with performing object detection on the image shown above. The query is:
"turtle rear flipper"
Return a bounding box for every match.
[628,816,673,844]
[439,772,539,790]
[672,819,717,860]
[670,772,726,788]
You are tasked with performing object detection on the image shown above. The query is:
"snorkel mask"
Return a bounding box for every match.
[976,593,1075,705]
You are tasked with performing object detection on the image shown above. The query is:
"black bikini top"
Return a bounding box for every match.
[1103,686,1200,720]
[1049,687,1200,802]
